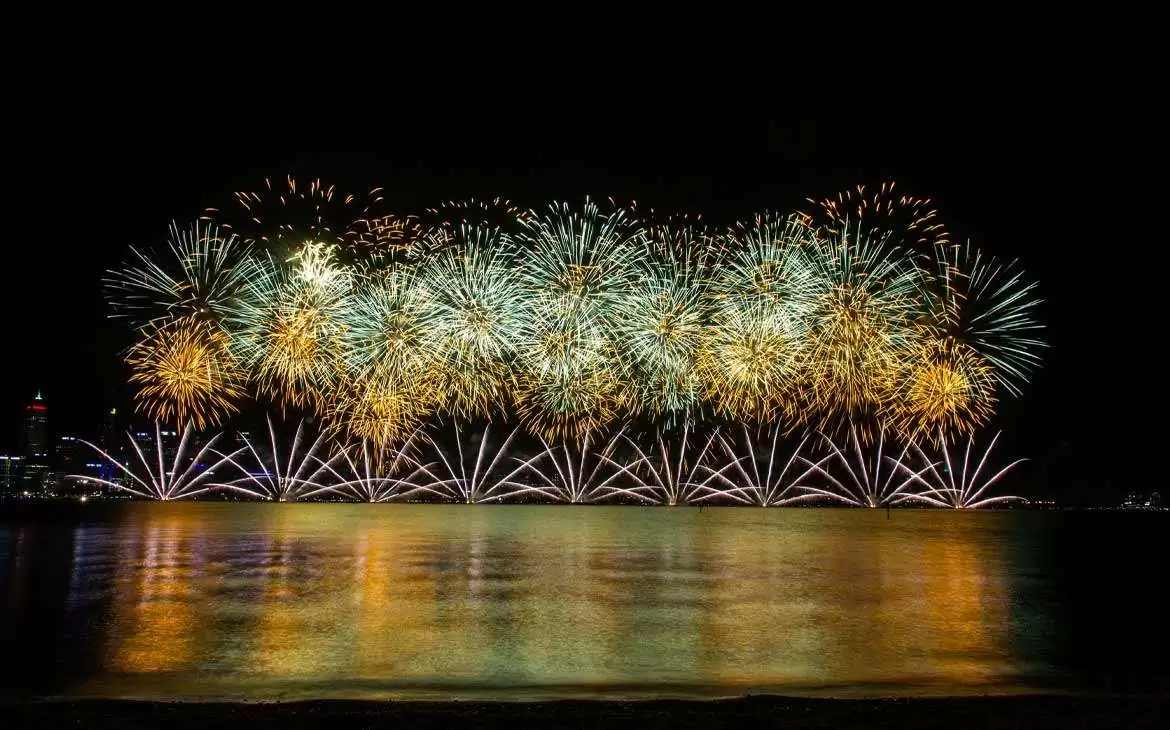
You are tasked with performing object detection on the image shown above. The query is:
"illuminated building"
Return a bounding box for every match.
[0,455,22,496]
[20,392,49,493]
[22,391,48,459]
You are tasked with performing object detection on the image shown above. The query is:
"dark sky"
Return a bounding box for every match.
[6,9,1159,498]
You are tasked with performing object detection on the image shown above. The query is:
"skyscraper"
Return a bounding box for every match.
[20,392,49,493]
[23,391,48,459]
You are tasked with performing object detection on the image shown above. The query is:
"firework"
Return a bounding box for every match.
[330,267,441,444]
[509,199,643,440]
[797,423,937,507]
[227,245,351,411]
[338,268,435,382]
[696,299,806,424]
[611,427,727,505]
[324,430,436,502]
[206,176,384,250]
[106,220,250,326]
[931,241,1045,397]
[696,214,815,424]
[416,423,543,503]
[71,424,240,501]
[111,182,1044,463]
[513,302,630,441]
[884,335,997,444]
[332,370,437,450]
[421,197,534,233]
[899,430,1028,508]
[806,181,950,253]
[418,225,525,418]
[347,213,437,270]
[521,429,644,503]
[211,416,343,501]
[706,427,822,506]
[613,223,713,424]
[799,222,925,436]
[127,316,245,429]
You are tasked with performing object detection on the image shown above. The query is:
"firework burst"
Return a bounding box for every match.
[799,223,925,436]
[227,245,351,411]
[931,241,1045,397]
[106,220,250,326]
[418,225,525,418]
[885,336,997,445]
[513,307,629,442]
[127,316,246,429]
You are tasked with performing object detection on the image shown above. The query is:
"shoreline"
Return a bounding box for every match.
[4,695,1165,729]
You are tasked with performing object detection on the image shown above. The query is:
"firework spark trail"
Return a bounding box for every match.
[209,176,385,250]
[704,427,824,506]
[806,181,950,254]
[71,424,242,501]
[899,430,1028,508]
[421,197,535,233]
[210,416,343,501]
[796,423,937,507]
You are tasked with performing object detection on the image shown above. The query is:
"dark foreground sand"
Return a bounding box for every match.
[3,696,1165,729]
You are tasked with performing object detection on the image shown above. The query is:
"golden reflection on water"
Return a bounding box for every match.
[107,516,200,674]
[91,505,1017,698]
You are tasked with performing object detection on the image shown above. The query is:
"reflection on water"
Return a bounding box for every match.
[0,504,1158,699]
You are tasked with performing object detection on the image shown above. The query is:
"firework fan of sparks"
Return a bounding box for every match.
[111,182,1044,450]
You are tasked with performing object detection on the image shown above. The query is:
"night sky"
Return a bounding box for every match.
[7,10,1158,501]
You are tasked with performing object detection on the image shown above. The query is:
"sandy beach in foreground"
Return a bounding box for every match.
[3,695,1165,729]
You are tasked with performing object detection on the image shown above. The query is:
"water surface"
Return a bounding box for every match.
[0,504,1164,699]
